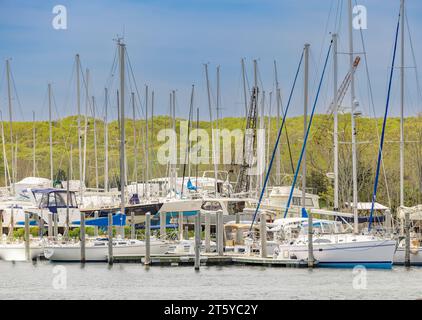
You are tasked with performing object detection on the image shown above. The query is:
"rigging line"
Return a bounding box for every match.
[124,48,145,118]
[405,12,422,108]
[248,48,305,230]
[283,42,333,219]
[368,8,401,232]
[355,2,392,210]
[61,59,76,119]
[9,68,25,121]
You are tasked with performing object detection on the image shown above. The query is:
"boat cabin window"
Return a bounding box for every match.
[292,197,314,207]
[227,201,245,214]
[39,191,77,208]
[202,201,222,211]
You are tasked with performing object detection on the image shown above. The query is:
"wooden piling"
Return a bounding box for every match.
[94,211,99,237]
[307,209,314,268]
[108,212,113,265]
[80,211,86,263]
[53,213,58,238]
[217,210,224,256]
[48,213,53,238]
[145,212,151,265]
[160,211,166,239]
[405,209,411,267]
[24,212,30,261]
[178,212,183,241]
[204,211,210,253]
[194,211,201,270]
[0,211,3,236]
[131,211,135,239]
[260,212,267,258]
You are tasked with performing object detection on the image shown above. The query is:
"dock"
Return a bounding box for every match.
[111,253,312,268]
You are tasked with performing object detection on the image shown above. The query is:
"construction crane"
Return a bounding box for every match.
[235,87,259,194]
[327,56,361,113]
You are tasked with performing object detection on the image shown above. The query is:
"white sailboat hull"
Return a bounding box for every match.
[279,237,396,269]
[44,240,170,262]
[0,244,43,261]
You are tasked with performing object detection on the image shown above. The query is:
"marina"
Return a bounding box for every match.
[0,0,421,302]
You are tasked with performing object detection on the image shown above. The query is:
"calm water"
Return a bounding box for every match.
[0,260,420,300]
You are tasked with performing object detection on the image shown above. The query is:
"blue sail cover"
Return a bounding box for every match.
[74,213,126,227]
[301,207,308,218]
[187,179,197,191]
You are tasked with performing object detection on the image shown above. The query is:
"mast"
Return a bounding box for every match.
[104,88,109,192]
[151,90,154,180]
[400,0,405,207]
[6,60,14,195]
[204,64,219,196]
[76,54,83,203]
[241,59,248,118]
[48,83,53,186]
[145,86,149,199]
[93,96,99,190]
[259,91,265,194]
[171,90,177,194]
[0,112,9,188]
[119,40,126,230]
[274,61,281,185]
[82,68,89,187]
[333,33,339,211]
[32,111,36,177]
[132,92,138,196]
[70,143,73,181]
[348,0,359,233]
[216,65,221,132]
[302,44,310,211]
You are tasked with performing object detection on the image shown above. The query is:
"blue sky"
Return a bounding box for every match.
[0,0,421,121]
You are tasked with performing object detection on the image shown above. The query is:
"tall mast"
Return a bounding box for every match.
[241,59,248,118]
[6,60,14,195]
[348,0,359,233]
[83,69,89,187]
[93,96,99,190]
[76,54,83,203]
[32,111,36,177]
[70,143,73,181]
[104,88,109,192]
[333,33,339,211]
[204,64,219,196]
[400,0,405,207]
[145,85,149,199]
[132,92,138,196]
[0,112,9,187]
[172,90,177,194]
[259,90,265,194]
[216,65,220,131]
[151,90,154,180]
[274,61,281,186]
[48,83,53,186]
[119,40,126,226]
[302,44,310,212]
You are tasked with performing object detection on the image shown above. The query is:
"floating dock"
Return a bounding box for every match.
[111,253,312,268]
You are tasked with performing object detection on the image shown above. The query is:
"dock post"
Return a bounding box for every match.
[307,208,314,268]
[80,211,86,263]
[53,213,58,239]
[178,212,183,241]
[405,209,410,267]
[48,213,53,238]
[160,211,166,239]
[144,212,151,266]
[38,210,44,239]
[217,210,224,256]
[94,211,99,237]
[184,225,189,240]
[131,211,135,239]
[260,212,267,258]
[24,212,30,261]
[194,211,201,270]
[204,211,210,253]
[107,212,113,265]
